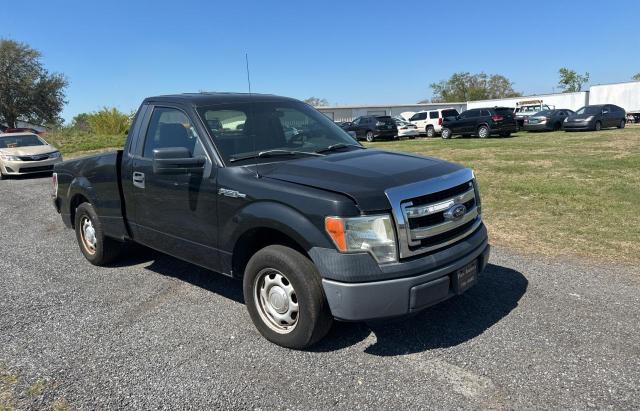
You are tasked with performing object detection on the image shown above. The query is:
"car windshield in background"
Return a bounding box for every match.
[441,109,459,118]
[575,106,602,115]
[197,101,358,163]
[0,134,45,149]
[535,110,552,117]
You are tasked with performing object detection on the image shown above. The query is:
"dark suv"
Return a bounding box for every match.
[563,104,626,131]
[344,115,398,142]
[441,107,517,139]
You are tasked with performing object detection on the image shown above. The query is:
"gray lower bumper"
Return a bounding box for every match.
[322,243,490,321]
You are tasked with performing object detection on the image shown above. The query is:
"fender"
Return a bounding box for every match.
[62,176,97,224]
[221,200,333,254]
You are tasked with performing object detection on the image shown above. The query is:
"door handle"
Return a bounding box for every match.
[133,171,145,188]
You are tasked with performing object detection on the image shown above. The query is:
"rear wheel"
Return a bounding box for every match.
[618,119,625,129]
[477,125,490,138]
[365,130,374,142]
[441,128,452,139]
[594,121,601,131]
[74,203,123,265]
[426,126,435,137]
[243,245,333,349]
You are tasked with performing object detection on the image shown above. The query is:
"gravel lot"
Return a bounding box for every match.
[1,175,639,410]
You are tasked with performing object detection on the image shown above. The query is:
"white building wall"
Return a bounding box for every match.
[589,81,640,113]
[465,91,589,111]
[318,103,466,122]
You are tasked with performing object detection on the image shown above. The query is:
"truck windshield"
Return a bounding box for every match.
[197,101,360,164]
[0,134,46,149]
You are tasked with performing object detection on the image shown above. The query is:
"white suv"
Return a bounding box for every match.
[409,108,460,137]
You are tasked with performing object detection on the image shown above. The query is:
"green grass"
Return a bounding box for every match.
[366,126,640,263]
[45,126,640,263]
[45,129,126,157]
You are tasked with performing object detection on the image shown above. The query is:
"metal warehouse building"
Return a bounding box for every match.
[317,80,640,120]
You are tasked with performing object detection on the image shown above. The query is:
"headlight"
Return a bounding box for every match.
[472,179,482,215]
[0,154,21,161]
[325,214,397,263]
[48,151,61,158]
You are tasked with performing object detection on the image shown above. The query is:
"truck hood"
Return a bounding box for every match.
[0,145,57,156]
[259,149,465,211]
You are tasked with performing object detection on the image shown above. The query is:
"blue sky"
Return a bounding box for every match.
[1,0,638,122]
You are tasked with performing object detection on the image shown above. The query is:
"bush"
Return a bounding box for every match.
[85,107,131,135]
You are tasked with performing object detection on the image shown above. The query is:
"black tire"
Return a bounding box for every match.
[477,125,490,138]
[243,245,333,349]
[0,170,5,180]
[74,203,123,266]
[365,130,374,142]
[594,121,601,131]
[441,128,452,139]
[426,126,435,137]
[618,119,625,129]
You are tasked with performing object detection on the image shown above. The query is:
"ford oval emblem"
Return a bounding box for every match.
[444,204,466,221]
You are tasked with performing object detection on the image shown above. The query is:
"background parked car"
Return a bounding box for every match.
[441,107,517,139]
[3,127,46,135]
[334,121,357,138]
[514,100,553,128]
[344,115,398,142]
[523,109,574,131]
[409,108,460,137]
[0,132,62,179]
[392,117,419,138]
[563,104,626,131]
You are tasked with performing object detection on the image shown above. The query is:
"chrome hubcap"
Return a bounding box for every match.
[254,268,299,334]
[81,217,97,254]
[479,128,488,137]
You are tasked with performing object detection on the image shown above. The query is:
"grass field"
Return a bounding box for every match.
[45,126,640,263]
[367,126,640,263]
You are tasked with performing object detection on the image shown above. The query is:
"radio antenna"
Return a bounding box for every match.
[245,53,252,95]
[245,53,260,178]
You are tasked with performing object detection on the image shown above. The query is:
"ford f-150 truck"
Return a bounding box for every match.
[52,93,490,349]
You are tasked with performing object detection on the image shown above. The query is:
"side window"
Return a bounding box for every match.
[429,111,439,119]
[352,117,361,125]
[409,114,419,121]
[143,107,204,159]
[480,110,491,116]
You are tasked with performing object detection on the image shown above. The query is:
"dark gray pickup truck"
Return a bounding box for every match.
[53,93,490,348]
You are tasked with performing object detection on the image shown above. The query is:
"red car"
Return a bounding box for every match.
[3,127,46,135]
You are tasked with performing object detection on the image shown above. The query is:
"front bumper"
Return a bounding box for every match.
[523,122,551,131]
[563,121,593,130]
[1,157,62,175]
[314,225,490,321]
[398,129,419,137]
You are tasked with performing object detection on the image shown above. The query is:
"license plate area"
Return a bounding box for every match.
[453,260,478,294]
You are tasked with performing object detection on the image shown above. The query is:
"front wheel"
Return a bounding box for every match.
[618,119,625,129]
[365,131,375,142]
[243,245,333,349]
[441,128,452,139]
[74,203,123,265]
[477,125,490,138]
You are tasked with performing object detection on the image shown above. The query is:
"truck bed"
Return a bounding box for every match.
[54,150,129,241]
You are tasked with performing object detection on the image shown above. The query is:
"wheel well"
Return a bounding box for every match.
[69,194,90,228]
[231,227,309,279]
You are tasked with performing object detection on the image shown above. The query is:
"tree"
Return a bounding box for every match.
[557,68,589,92]
[0,39,68,128]
[71,112,91,132]
[303,97,329,107]
[429,72,521,103]
[633,73,640,81]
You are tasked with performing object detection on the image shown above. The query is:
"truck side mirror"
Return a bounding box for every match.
[152,147,206,175]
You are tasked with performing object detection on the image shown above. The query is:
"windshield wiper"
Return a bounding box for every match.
[315,143,365,154]
[229,149,324,163]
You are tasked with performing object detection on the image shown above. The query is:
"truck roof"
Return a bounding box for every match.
[143,92,298,106]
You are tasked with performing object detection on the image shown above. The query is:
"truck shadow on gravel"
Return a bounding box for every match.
[115,249,527,355]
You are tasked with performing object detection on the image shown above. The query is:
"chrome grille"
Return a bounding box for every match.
[385,168,482,259]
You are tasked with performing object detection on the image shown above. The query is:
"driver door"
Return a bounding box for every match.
[129,105,220,271]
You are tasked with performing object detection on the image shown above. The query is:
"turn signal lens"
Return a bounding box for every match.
[325,217,346,251]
